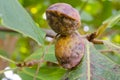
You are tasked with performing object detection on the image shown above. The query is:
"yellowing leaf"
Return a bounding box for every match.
[94,12,120,38]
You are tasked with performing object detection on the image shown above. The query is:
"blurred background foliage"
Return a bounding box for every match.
[0,0,120,79]
[19,0,120,43]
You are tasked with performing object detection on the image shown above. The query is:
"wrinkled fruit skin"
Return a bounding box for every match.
[46,3,83,69]
[55,32,85,69]
[46,3,81,35]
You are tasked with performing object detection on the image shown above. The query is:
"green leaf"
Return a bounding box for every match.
[103,52,120,65]
[0,0,46,45]
[19,66,66,80]
[25,45,57,63]
[102,40,120,65]
[103,12,120,28]
[95,12,120,38]
[103,40,120,54]
[95,23,108,38]
[95,44,120,65]
[62,40,120,80]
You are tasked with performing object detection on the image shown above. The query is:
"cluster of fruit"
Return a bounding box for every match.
[46,3,85,69]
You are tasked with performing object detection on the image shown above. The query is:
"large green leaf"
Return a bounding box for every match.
[103,12,120,28]
[103,52,120,65]
[95,44,120,65]
[0,0,45,45]
[102,40,120,65]
[25,45,57,63]
[62,40,120,80]
[94,12,120,38]
[19,66,66,80]
[103,40,120,54]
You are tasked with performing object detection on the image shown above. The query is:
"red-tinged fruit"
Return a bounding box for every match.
[55,32,85,69]
[46,3,81,35]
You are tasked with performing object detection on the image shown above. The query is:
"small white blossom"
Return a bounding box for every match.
[2,67,22,80]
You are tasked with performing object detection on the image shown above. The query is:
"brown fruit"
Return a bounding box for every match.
[55,32,85,69]
[46,3,81,35]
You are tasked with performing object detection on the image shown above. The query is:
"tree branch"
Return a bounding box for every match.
[91,39,103,44]
[42,28,56,38]
[0,26,104,44]
[100,50,113,53]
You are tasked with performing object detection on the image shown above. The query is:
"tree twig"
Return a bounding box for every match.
[100,50,113,53]
[33,37,55,80]
[42,28,56,38]
[0,55,16,64]
[0,26,104,44]
[91,39,103,44]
